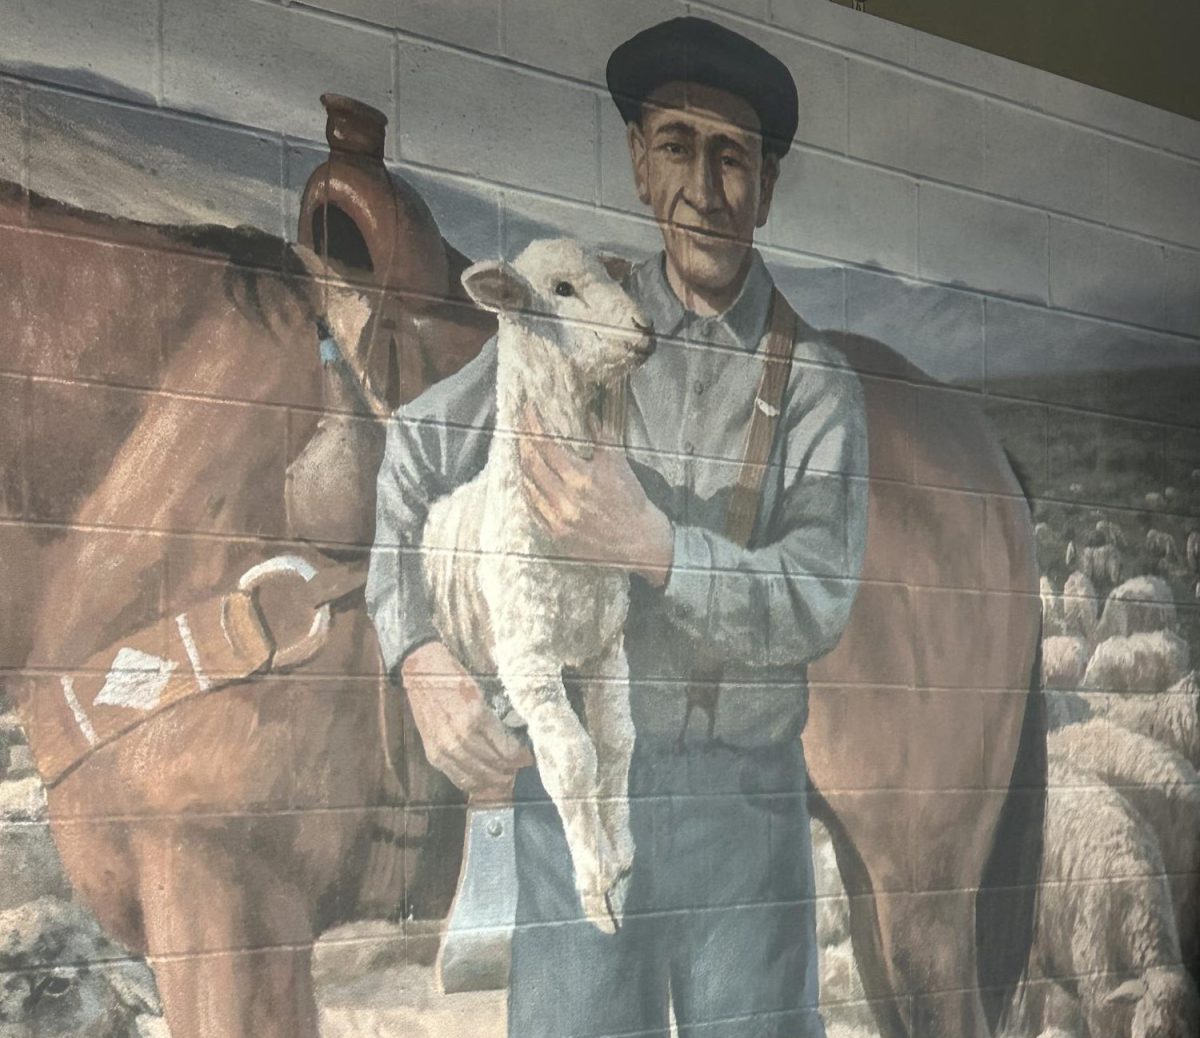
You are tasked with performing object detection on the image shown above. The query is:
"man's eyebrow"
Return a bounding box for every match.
[650,121,696,140]
[711,133,750,155]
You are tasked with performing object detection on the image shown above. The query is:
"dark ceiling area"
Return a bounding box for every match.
[829,0,1200,121]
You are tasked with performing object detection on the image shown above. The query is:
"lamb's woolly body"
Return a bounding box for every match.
[1025,758,1200,1038]
[1082,630,1190,695]
[423,239,651,931]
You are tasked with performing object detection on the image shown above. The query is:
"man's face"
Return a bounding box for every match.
[627,82,779,301]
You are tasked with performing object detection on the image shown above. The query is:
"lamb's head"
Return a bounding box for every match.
[1104,967,1200,1038]
[462,239,653,389]
[0,898,161,1038]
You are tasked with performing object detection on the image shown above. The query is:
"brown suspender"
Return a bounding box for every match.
[603,286,800,746]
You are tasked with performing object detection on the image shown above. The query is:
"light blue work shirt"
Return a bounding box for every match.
[367,249,868,747]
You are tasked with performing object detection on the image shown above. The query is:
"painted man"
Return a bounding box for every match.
[367,17,867,1038]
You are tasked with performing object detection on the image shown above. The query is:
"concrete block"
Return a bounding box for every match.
[28,88,284,234]
[985,299,1200,425]
[500,190,659,260]
[0,375,25,518]
[845,269,984,388]
[919,184,1047,303]
[1049,219,1165,328]
[908,31,1040,113]
[299,0,502,51]
[848,60,983,188]
[1163,247,1200,338]
[396,42,597,202]
[503,0,681,85]
[984,102,1108,222]
[761,253,845,333]
[162,0,393,140]
[1109,141,1200,249]
[0,0,159,102]
[0,83,24,197]
[697,0,770,21]
[770,152,917,275]
[771,0,910,65]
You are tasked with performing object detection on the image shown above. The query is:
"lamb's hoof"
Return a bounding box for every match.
[581,892,618,935]
[604,866,633,933]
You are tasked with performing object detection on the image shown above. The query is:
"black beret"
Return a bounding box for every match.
[606,17,799,158]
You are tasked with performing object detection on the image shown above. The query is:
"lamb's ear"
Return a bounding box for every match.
[599,252,633,285]
[1103,978,1146,1006]
[462,260,531,313]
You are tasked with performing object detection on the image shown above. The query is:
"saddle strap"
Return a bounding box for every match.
[39,555,367,787]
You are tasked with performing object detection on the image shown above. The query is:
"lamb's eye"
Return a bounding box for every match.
[43,977,72,997]
[554,281,575,298]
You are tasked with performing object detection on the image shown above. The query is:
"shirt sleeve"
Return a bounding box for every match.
[366,339,499,675]
[661,353,868,669]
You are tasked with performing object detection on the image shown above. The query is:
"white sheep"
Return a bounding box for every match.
[423,239,653,932]
[1091,671,1199,769]
[1061,571,1099,645]
[1082,630,1190,695]
[1025,758,1200,1038]
[0,896,163,1038]
[1048,719,1200,965]
[1041,636,1090,691]
[1094,576,1177,645]
[1041,577,1066,637]
[1072,542,1124,590]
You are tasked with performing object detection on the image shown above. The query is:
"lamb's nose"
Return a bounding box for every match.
[632,317,653,334]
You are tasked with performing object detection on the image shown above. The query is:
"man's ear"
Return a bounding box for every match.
[461,260,532,313]
[599,252,633,285]
[626,121,651,206]
[756,152,780,229]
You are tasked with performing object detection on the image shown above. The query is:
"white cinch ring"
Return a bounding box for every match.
[238,554,332,670]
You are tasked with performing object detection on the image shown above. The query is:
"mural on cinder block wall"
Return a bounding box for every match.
[1,10,1198,1038]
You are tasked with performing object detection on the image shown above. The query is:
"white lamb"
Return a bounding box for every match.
[1023,758,1200,1038]
[1060,570,1099,646]
[422,239,653,932]
[1041,636,1090,691]
[1048,718,1200,965]
[1094,576,1177,645]
[1082,630,1190,694]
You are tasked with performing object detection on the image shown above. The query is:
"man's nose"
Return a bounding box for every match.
[681,153,723,214]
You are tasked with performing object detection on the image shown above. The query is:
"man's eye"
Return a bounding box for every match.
[554,281,575,297]
[660,142,686,156]
[721,155,743,169]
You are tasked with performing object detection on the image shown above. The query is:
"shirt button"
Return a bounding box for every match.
[684,441,695,455]
[693,379,705,396]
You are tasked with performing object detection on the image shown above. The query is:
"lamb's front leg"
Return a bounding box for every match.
[501,657,620,933]
[580,641,636,925]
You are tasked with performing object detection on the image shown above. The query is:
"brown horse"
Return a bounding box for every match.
[1,168,488,1037]
[1,93,1042,1037]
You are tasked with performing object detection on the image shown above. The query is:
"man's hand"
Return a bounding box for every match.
[400,641,533,799]
[519,407,674,585]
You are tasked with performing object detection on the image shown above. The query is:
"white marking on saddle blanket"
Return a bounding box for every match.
[174,612,210,691]
[754,396,779,418]
[59,676,98,745]
[94,647,177,711]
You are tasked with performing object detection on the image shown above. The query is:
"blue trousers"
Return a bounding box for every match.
[508,739,825,1038]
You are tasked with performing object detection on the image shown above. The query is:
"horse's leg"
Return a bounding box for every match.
[579,641,635,881]
[131,818,322,1038]
[501,657,615,931]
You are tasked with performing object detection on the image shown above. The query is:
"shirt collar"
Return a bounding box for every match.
[631,249,774,352]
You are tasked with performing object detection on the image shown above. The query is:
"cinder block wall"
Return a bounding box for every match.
[1,1,1198,1036]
